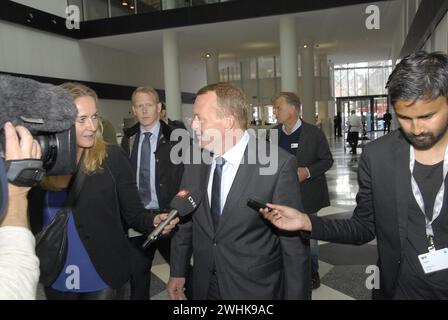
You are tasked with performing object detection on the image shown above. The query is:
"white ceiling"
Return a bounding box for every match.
[83,0,403,66]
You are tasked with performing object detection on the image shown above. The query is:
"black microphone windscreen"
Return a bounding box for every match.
[169,189,202,217]
[0,75,77,133]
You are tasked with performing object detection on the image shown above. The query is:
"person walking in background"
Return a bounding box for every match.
[383,110,392,134]
[347,110,362,154]
[273,92,333,289]
[334,112,342,137]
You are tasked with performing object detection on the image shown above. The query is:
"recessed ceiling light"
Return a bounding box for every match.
[130,5,134,9]
[122,1,128,6]
[303,44,308,48]
[204,53,211,58]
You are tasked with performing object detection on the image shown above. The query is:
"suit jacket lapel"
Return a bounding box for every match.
[296,122,309,161]
[394,134,411,249]
[130,131,140,172]
[200,153,214,233]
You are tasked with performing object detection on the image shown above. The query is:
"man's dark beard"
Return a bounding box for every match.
[403,125,448,150]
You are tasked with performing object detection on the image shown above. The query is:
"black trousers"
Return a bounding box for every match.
[45,286,125,300]
[347,131,359,154]
[128,235,171,300]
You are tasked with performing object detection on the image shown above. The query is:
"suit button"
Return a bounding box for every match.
[156,158,159,162]
[212,270,216,275]
[159,183,163,187]
[84,236,90,240]
[213,242,217,246]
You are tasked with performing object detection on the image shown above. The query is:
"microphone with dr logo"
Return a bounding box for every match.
[142,189,201,249]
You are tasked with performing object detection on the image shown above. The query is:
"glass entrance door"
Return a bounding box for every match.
[340,98,370,133]
[373,97,388,132]
[337,95,388,134]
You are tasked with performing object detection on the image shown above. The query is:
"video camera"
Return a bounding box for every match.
[0,75,78,217]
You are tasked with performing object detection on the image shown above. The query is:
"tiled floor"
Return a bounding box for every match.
[37,133,384,300]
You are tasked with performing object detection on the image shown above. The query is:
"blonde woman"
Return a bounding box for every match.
[29,83,178,300]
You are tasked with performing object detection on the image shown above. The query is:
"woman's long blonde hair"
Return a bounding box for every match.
[41,83,107,191]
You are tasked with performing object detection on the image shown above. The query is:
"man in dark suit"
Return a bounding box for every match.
[273,92,333,289]
[121,86,184,300]
[261,51,448,299]
[383,110,392,134]
[167,82,310,300]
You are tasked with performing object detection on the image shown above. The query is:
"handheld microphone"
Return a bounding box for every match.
[142,189,201,249]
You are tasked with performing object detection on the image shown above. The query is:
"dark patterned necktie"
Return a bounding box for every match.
[139,132,152,206]
[211,157,226,229]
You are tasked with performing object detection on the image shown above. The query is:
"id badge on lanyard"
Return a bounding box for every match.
[410,145,448,274]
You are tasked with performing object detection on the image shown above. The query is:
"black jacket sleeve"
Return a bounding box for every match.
[310,148,376,244]
[106,145,156,234]
[308,129,334,179]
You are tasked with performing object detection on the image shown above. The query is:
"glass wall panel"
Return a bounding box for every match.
[258,56,275,79]
[110,0,135,17]
[348,69,355,96]
[67,0,85,21]
[355,68,367,96]
[83,0,108,21]
[136,0,160,13]
[334,62,392,97]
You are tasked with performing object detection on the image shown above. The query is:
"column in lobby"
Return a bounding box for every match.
[279,15,299,94]
[316,54,332,137]
[163,29,182,121]
[205,49,220,85]
[300,43,316,125]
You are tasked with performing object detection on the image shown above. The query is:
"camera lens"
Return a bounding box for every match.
[34,127,76,175]
[35,134,58,171]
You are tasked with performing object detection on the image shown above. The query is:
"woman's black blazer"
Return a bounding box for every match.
[29,145,156,289]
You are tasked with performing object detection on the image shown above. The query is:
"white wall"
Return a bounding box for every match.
[0,21,161,86]
[98,99,132,135]
[10,0,67,17]
[0,20,204,132]
[179,56,206,93]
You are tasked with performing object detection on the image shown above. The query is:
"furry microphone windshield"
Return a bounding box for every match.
[0,75,77,133]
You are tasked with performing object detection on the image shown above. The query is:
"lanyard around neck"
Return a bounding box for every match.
[409,145,448,251]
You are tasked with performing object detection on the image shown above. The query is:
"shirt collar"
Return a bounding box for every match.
[282,117,302,135]
[140,121,160,138]
[214,130,250,167]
